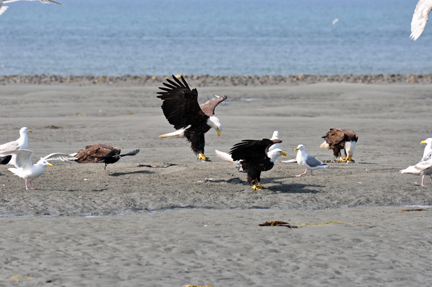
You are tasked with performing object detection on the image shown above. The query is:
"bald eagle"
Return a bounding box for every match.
[157,75,227,161]
[320,128,358,162]
[215,139,286,190]
[72,144,140,169]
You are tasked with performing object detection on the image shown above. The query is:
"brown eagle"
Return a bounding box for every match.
[72,144,140,169]
[157,75,227,161]
[320,128,358,162]
[215,139,286,190]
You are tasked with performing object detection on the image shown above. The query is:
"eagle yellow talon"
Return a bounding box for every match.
[338,157,346,162]
[251,184,262,190]
[198,153,211,161]
[346,155,353,162]
[257,182,263,188]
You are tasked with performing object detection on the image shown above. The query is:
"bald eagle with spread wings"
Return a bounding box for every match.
[157,75,227,161]
[320,128,358,162]
[215,139,286,190]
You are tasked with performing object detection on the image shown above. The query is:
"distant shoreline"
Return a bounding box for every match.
[1,73,432,86]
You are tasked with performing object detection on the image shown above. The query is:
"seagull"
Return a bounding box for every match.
[400,158,432,187]
[294,144,328,177]
[0,127,32,166]
[268,131,280,153]
[0,0,62,16]
[410,0,432,41]
[0,149,76,190]
[420,138,432,161]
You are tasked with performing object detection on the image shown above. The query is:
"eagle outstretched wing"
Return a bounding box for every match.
[200,95,228,117]
[230,139,282,161]
[157,75,208,130]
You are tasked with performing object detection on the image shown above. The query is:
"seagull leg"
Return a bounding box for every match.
[310,170,313,176]
[25,180,29,191]
[295,169,308,177]
[422,175,427,187]
[30,180,34,190]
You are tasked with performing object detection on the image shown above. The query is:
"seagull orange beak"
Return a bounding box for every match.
[281,151,287,156]
[216,128,221,137]
[47,163,53,167]
[294,148,299,151]
[29,130,32,133]
[421,141,426,144]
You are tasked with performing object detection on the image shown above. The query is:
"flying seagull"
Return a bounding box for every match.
[0,149,76,190]
[157,75,227,161]
[410,0,432,41]
[0,0,62,16]
[294,144,328,177]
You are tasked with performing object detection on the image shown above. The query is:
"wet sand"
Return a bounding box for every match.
[0,82,432,286]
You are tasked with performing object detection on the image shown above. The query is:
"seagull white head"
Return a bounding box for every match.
[37,158,53,167]
[207,116,222,136]
[20,127,32,135]
[294,144,305,152]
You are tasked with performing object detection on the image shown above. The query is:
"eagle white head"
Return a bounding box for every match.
[207,116,222,136]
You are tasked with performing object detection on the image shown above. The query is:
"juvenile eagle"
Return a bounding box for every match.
[215,139,287,190]
[320,128,358,162]
[157,75,227,161]
[72,144,140,170]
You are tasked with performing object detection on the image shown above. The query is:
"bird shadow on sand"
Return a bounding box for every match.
[264,179,323,194]
[109,170,155,177]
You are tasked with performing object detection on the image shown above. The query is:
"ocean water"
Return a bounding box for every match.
[0,0,430,76]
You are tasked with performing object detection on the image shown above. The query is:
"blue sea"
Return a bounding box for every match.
[0,0,430,76]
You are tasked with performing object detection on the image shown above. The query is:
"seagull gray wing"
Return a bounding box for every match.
[306,154,325,168]
[410,0,432,40]
[0,140,19,153]
[9,149,33,169]
[43,152,77,161]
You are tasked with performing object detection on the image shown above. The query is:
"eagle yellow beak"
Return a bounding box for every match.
[216,129,221,137]
[281,151,287,156]
[29,130,33,133]
[47,163,53,167]
[421,141,426,144]
[294,147,299,151]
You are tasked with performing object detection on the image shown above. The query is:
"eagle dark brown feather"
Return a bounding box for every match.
[321,128,358,158]
[74,144,121,164]
[157,75,206,130]
[230,139,282,186]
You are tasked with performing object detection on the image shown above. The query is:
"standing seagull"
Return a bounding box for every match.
[294,144,328,177]
[410,0,432,40]
[420,138,432,161]
[157,75,227,161]
[0,0,62,15]
[400,158,432,187]
[0,149,76,190]
[0,127,32,165]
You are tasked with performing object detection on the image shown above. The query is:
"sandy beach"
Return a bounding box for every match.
[1,81,432,286]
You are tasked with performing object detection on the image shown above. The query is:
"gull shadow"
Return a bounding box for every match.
[109,170,155,177]
[266,183,322,194]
